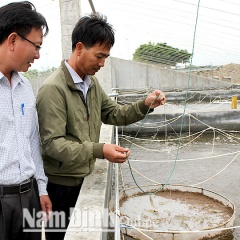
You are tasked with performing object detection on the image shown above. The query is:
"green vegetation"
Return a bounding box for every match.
[133,42,192,67]
[22,67,56,80]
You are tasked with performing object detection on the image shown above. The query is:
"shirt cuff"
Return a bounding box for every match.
[37,179,48,196]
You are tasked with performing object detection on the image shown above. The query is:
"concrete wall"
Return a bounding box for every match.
[105,57,233,91]
[30,57,233,96]
[121,108,240,135]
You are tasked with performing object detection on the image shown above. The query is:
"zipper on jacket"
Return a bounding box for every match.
[77,90,90,121]
[85,92,90,121]
[86,105,90,121]
[82,99,90,122]
[77,87,91,137]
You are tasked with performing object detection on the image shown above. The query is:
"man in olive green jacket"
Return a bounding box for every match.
[36,13,166,240]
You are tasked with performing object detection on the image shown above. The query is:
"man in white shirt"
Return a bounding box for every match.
[0,2,52,240]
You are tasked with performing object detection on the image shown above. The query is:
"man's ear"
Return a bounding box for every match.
[75,42,84,55]
[7,32,18,51]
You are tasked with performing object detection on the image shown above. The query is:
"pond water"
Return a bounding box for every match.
[114,130,240,240]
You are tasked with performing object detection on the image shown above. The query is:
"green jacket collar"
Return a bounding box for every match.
[61,60,95,91]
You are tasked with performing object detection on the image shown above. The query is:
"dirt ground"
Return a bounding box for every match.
[191,63,240,84]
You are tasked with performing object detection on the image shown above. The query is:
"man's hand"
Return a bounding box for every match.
[145,90,166,109]
[40,195,52,222]
[103,144,130,163]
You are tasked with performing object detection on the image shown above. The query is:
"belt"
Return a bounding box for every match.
[0,177,34,195]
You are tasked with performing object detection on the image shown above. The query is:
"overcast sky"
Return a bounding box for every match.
[1,0,240,70]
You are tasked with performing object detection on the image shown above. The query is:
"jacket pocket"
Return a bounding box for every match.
[58,161,91,176]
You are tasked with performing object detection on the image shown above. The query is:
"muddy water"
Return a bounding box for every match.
[117,131,240,240]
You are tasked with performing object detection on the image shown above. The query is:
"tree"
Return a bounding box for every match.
[22,68,57,81]
[133,42,192,67]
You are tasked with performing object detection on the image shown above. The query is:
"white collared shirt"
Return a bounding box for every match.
[0,71,47,195]
[65,60,91,102]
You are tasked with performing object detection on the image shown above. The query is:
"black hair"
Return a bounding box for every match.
[72,13,115,51]
[0,1,49,44]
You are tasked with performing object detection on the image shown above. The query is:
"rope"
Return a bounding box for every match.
[124,0,206,194]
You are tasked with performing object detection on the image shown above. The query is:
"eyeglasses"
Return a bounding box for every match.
[17,33,41,53]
